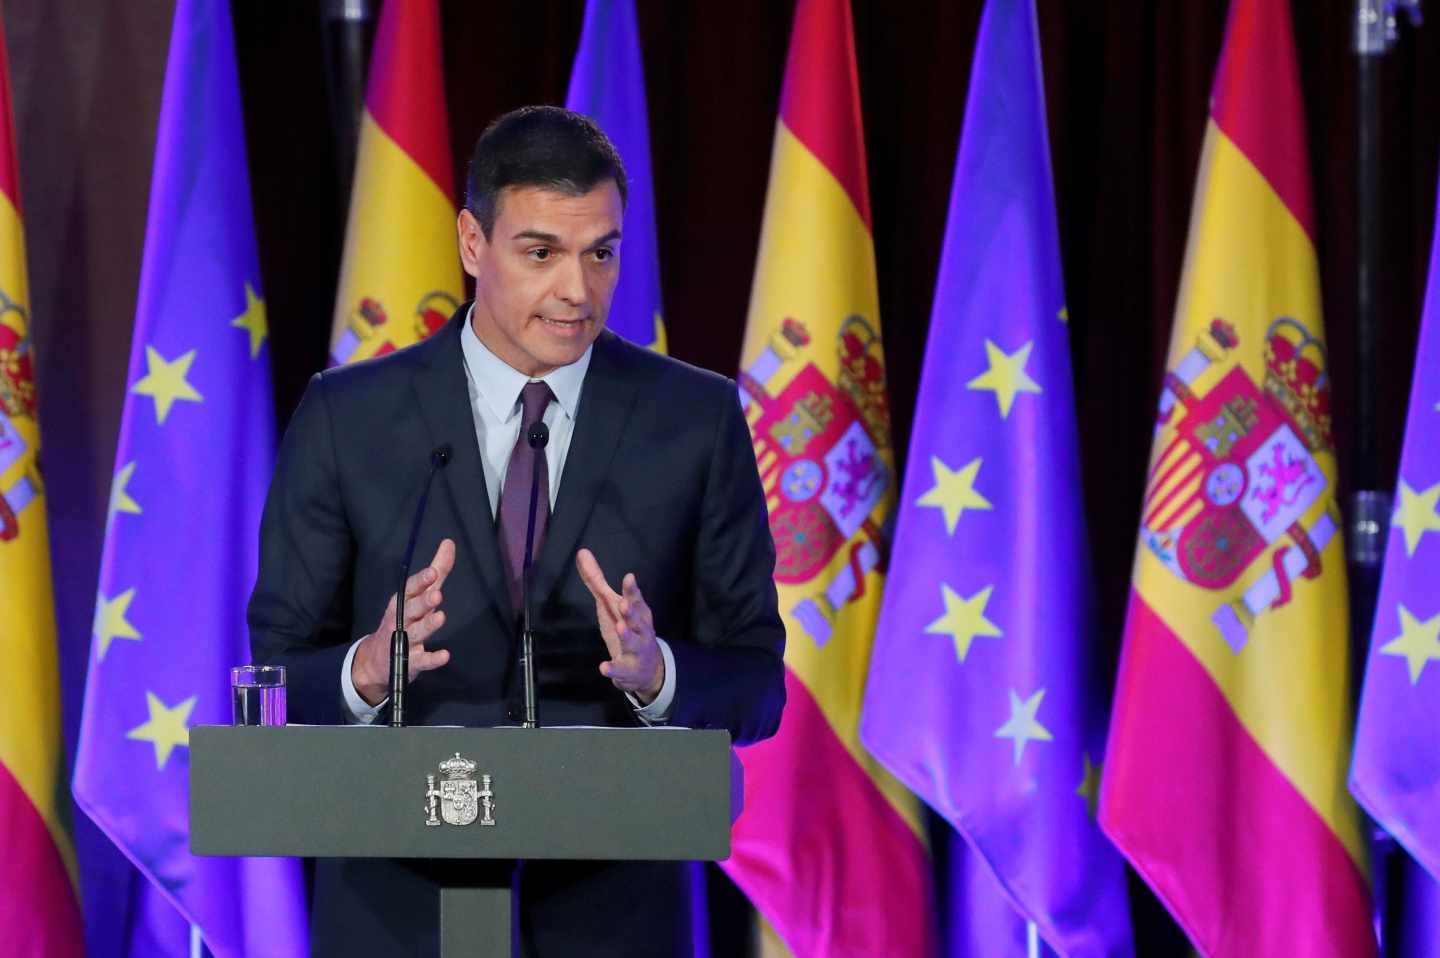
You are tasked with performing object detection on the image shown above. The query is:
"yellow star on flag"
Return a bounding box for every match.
[651,310,668,354]
[995,688,1054,765]
[1076,751,1101,817]
[107,461,142,526]
[917,455,992,535]
[1380,604,1440,684]
[230,282,268,359]
[126,691,197,770]
[131,346,203,425]
[1057,306,1068,324]
[1392,479,1440,557]
[926,583,1002,662]
[93,588,141,661]
[967,339,1042,419]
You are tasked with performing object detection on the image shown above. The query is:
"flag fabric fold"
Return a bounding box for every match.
[720,1,933,954]
[565,0,666,353]
[71,0,308,954]
[1350,163,1440,882]
[1098,1,1373,955]
[0,12,85,957]
[329,0,460,365]
[859,1,1132,954]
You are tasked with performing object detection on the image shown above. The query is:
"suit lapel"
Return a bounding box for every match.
[410,306,515,624]
[529,331,639,605]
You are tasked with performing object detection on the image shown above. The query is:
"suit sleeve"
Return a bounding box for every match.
[248,372,358,725]
[667,382,786,745]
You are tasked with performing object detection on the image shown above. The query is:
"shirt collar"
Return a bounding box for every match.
[460,303,592,422]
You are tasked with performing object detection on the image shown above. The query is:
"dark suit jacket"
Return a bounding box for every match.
[248,306,785,956]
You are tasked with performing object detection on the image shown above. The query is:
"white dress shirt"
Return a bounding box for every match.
[341,311,676,724]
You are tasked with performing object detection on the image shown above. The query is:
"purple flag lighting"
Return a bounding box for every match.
[71,0,308,954]
[859,1,1132,954]
[1351,169,1440,883]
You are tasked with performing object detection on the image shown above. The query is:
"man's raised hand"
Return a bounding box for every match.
[351,538,456,706]
[576,547,663,703]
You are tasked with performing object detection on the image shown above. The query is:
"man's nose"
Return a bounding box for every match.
[553,256,587,306]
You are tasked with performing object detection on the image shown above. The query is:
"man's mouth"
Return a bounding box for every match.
[538,315,588,330]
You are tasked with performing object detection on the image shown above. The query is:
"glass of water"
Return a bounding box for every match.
[231,665,286,726]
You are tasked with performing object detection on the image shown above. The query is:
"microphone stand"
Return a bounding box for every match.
[519,422,549,729]
[389,445,451,728]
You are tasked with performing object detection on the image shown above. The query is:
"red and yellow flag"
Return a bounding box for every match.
[1099,2,1373,955]
[721,1,932,954]
[0,16,85,958]
[329,0,461,365]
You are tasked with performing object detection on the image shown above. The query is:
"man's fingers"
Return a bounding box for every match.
[407,607,446,643]
[401,587,443,629]
[429,538,457,585]
[575,548,618,603]
[409,646,450,680]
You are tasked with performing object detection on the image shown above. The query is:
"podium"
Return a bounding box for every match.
[190,725,736,957]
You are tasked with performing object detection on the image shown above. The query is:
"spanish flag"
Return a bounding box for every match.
[721,1,932,953]
[0,16,85,958]
[329,0,461,365]
[1099,1,1374,955]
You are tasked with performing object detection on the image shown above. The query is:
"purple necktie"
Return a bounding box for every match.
[498,380,554,613]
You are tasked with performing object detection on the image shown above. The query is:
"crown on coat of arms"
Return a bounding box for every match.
[439,753,476,779]
[1262,317,1332,452]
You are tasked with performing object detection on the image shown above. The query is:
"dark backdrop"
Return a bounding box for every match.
[7,1,1436,954]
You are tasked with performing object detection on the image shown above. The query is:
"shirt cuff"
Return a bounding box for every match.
[341,637,386,725]
[627,636,676,724]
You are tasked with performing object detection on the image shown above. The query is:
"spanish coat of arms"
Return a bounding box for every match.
[0,288,39,542]
[1141,316,1338,653]
[424,752,495,827]
[738,315,892,646]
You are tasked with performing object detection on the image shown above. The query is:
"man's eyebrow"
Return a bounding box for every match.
[511,229,561,243]
[509,228,621,248]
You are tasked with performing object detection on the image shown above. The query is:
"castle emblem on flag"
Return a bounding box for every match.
[739,315,891,646]
[331,290,458,365]
[1142,317,1338,653]
[424,752,495,827]
[0,289,40,542]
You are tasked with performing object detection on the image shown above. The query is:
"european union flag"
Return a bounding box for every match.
[1351,167,1440,884]
[71,0,307,954]
[859,1,1132,954]
[565,0,666,352]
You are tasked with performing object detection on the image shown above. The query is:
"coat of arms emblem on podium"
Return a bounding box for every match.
[424,752,495,827]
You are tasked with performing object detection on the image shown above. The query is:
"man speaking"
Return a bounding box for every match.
[248,106,785,957]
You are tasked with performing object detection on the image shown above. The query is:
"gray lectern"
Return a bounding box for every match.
[190,726,737,957]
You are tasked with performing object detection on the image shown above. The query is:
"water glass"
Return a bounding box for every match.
[231,665,286,726]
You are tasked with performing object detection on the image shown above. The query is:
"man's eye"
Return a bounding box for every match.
[528,248,551,262]
[592,247,613,262]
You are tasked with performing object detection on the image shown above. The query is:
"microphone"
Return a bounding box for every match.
[519,421,550,728]
[390,443,452,728]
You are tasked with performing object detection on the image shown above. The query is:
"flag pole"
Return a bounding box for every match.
[320,0,374,217]
[1352,4,1422,954]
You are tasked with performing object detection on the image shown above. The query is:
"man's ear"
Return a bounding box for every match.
[457,208,486,279]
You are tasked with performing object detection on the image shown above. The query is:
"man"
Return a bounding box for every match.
[249,106,785,957]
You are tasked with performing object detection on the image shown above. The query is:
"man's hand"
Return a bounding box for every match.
[576,548,664,703]
[351,538,456,706]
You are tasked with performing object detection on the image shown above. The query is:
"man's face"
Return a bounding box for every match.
[458,182,623,377]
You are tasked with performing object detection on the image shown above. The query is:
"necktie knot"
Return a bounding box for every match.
[520,381,554,427]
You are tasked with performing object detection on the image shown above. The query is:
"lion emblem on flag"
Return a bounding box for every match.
[1142,316,1339,653]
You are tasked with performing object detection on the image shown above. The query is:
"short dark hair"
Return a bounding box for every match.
[464,105,628,239]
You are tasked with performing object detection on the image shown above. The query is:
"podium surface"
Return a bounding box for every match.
[191,725,735,956]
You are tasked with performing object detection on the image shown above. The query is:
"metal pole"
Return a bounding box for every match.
[1351,6,1421,955]
[320,0,375,216]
